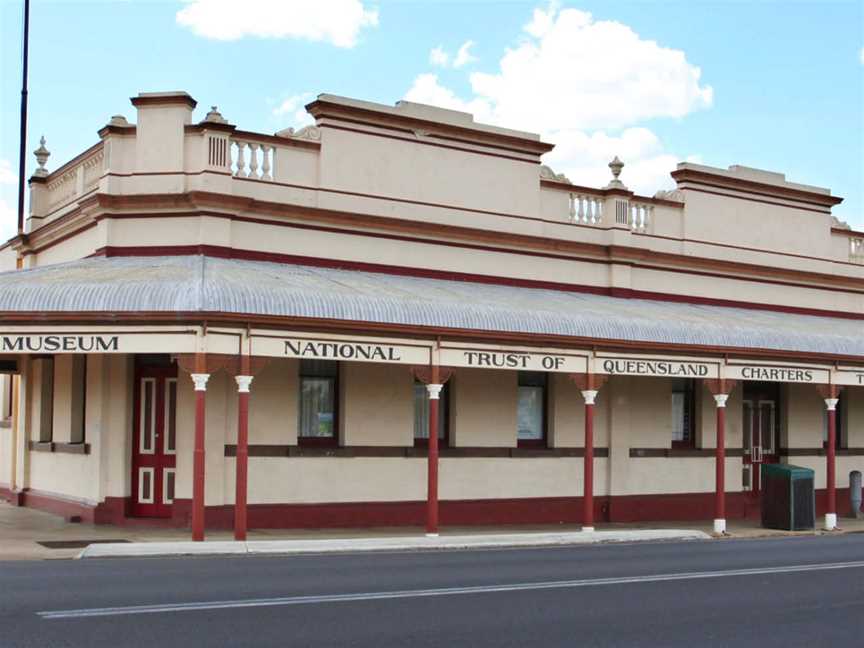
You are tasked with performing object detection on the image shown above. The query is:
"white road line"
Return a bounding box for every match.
[38,560,864,619]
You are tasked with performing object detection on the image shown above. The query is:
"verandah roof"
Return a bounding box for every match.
[0,255,862,358]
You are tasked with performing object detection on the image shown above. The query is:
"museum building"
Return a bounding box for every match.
[0,91,862,540]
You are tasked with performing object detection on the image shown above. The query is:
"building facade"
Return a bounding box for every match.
[0,91,862,540]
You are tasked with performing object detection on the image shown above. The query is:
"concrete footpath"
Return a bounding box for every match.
[76,529,710,559]
[4,501,862,561]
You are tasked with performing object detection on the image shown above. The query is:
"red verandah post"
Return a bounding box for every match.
[580,387,598,532]
[825,388,839,531]
[426,365,442,536]
[191,353,210,542]
[714,393,729,534]
[234,353,253,542]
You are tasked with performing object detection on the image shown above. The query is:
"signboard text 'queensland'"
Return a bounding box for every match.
[601,358,711,377]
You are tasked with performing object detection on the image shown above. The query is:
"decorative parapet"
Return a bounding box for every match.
[541,157,679,234]
[31,140,105,222]
[830,227,864,264]
[852,238,864,264]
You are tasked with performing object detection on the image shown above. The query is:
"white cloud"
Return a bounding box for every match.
[176,0,379,48]
[405,74,491,119]
[0,159,16,185]
[0,197,16,243]
[272,92,315,129]
[453,40,477,68]
[430,46,449,67]
[404,5,713,192]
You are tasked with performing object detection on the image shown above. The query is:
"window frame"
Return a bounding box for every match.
[671,378,696,449]
[297,360,340,447]
[70,355,87,444]
[34,356,55,443]
[517,371,548,448]
[413,380,450,447]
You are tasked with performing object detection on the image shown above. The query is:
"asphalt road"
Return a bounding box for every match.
[2,535,864,647]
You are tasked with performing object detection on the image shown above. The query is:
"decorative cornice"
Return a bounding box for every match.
[306,98,554,156]
[671,168,843,207]
[131,93,197,109]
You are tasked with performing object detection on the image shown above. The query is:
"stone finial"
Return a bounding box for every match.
[33,136,50,177]
[203,105,228,124]
[108,114,129,126]
[605,156,627,190]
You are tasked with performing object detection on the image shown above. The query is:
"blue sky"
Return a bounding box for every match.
[1,0,862,242]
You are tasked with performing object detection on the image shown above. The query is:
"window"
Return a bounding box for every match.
[35,358,55,442]
[824,392,846,449]
[2,375,12,421]
[298,360,338,445]
[413,381,449,445]
[671,378,695,448]
[70,356,87,444]
[517,372,546,447]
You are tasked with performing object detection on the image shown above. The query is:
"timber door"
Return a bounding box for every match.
[742,383,781,498]
[131,365,178,517]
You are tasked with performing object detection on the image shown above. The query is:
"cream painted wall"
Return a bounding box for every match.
[784,383,825,448]
[227,456,610,505]
[681,188,832,258]
[451,369,518,447]
[342,362,414,446]
[846,387,864,450]
[101,355,133,499]
[548,373,610,447]
[318,127,541,218]
[249,359,298,445]
[13,353,864,511]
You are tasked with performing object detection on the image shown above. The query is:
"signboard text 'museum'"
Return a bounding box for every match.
[1,335,119,353]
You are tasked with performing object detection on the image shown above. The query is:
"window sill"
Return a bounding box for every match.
[28,441,91,455]
[781,447,864,456]
[224,445,610,458]
[630,448,746,458]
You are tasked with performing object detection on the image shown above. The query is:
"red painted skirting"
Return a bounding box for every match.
[14,489,853,529]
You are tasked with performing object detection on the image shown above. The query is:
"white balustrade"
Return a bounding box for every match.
[851,237,864,264]
[44,146,104,213]
[630,202,654,233]
[568,193,604,225]
[232,139,275,181]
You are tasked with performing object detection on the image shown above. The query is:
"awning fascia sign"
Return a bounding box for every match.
[832,369,864,386]
[438,344,589,373]
[2,326,862,386]
[0,329,200,355]
[250,333,431,365]
[591,353,721,379]
[723,362,830,384]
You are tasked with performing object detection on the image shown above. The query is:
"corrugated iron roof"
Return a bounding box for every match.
[0,255,862,357]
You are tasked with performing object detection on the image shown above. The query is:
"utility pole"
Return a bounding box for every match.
[16,0,30,236]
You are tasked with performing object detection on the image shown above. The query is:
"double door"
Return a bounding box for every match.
[131,365,178,518]
[742,384,781,496]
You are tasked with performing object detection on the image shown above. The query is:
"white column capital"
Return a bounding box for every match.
[825,398,839,411]
[581,389,598,405]
[235,375,254,393]
[191,373,210,392]
[713,394,729,408]
[426,383,444,400]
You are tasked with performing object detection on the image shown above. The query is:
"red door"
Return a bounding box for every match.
[742,383,781,502]
[131,365,178,517]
